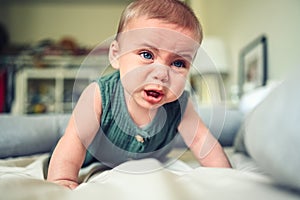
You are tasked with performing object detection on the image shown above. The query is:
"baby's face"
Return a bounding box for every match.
[111,17,199,109]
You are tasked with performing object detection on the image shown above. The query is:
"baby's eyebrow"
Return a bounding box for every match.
[138,42,159,52]
[178,53,193,61]
[172,51,194,62]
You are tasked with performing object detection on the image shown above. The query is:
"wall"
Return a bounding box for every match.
[190,0,300,85]
[0,2,126,47]
[1,1,299,83]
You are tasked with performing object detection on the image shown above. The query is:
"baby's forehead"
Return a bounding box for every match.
[118,28,199,57]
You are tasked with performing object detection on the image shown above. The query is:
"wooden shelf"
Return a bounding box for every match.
[12,57,103,114]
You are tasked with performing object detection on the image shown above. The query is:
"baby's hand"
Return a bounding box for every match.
[52,179,79,190]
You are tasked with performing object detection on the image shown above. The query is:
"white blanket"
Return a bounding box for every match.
[0,152,299,200]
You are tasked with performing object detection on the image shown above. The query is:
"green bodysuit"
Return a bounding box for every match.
[87,71,189,167]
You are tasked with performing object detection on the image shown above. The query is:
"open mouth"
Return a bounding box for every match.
[145,90,162,98]
[143,89,164,104]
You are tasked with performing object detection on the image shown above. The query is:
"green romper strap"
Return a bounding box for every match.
[86,71,189,167]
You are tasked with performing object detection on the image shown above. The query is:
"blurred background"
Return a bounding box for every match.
[0,0,299,114]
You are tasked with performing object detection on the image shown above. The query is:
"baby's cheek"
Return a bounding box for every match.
[168,85,186,100]
[172,74,187,91]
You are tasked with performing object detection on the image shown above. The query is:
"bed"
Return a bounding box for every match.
[0,148,298,200]
[1,77,300,199]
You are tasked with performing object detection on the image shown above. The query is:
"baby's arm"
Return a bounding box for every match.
[178,98,231,168]
[47,82,102,189]
[47,117,86,189]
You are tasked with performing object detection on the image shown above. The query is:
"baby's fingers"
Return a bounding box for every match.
[53,180,79,190]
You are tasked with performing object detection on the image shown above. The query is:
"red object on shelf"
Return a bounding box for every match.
[0,69,6,112]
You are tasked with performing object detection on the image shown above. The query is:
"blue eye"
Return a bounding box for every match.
[172,60,186,68]
[140,51,153,60]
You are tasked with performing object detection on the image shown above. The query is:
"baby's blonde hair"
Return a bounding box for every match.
[116,0,202,43]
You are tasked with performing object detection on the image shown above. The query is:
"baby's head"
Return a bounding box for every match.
[110,0,203,69]
[109,0,203,107]
[116,0,202,43]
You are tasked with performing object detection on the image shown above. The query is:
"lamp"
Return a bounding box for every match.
[192,36,229,74]
[190,37,229,105]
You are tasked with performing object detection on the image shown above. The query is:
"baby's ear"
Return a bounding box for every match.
[109,40,120,69]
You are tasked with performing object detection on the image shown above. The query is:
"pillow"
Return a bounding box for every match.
[0,114,70,158]
[233,119,248,155]
[244,74,300,190]
[198,106,243,147]
[233,84,277,154]
[239,84,276,115]
[170,106,243,148]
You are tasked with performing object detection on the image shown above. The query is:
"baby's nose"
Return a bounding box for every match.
[151,65,169,83]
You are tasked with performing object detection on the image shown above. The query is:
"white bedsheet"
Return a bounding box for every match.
[0,152,299,200]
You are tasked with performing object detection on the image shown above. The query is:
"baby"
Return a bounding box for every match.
[47,0,231,189]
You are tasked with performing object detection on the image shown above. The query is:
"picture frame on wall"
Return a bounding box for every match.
[238,35,268,97]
